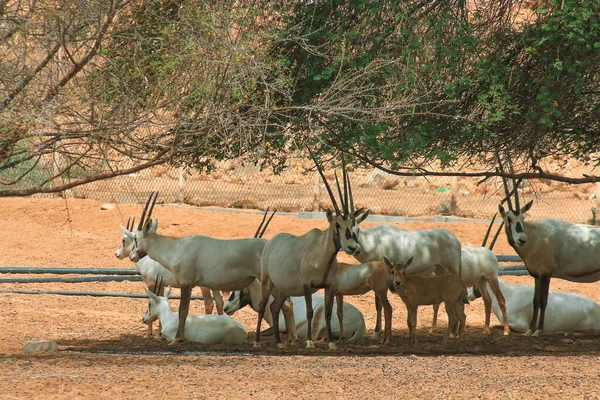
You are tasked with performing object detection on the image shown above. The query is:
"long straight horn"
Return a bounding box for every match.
[259,210,276,238]
[346,169,355,213]
[157,277,164,296]
[126,217,131,231]
[481,213,498,248]
[138,192,154,230]
[507,158,521,211]
[146,191,159,224]
[334,171,348,216]
[153,276,160,295]
[308,148,341,215]
[489,221,505,251]
[342,159,349,216]
[497,158,514,211]
[254,207,270,238]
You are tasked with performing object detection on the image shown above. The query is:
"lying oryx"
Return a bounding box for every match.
[224,279,366,341]
[255,152,368,349]
[468,278,600,334]
[116,217,224,337]
[144,283,248,344]
[498,160,600,336]
[122,195,291,344]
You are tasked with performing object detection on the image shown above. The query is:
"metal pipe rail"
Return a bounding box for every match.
[0,289,203,299]
[0,267,140,275]
[0,276,143,284]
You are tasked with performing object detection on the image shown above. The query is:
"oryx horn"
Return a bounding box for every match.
[308,147,341,215]
[481,212,498,248]
[138,191,159,230]
[488,221,505,251]
[254,207,276,238]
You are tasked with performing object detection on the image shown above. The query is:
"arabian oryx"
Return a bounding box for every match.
[224,279,366,341]
[497,161,600,336]
[338,172,462,336]
[116,217,224,337]
[255,152,368,349]
[122,195,292,344]
[469,278,600,334]
[144,280,248,345]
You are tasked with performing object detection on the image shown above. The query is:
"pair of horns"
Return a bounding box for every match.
[125,216,136,232]
[254,207,276,238]
[139,191,159,230]
[308,148,354,217]
[153,276,164,296]
[480,212,505,251]
[496,153,522,212]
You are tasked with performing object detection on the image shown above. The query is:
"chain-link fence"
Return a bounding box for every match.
[3,156,600,223]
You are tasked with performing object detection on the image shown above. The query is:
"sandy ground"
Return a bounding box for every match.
[0,197,599,399]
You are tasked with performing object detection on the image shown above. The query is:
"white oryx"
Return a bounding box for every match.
[144,283,248,344]
[224,279,366,341]
[339,170,462,335]
[122,195,289,344]
[255,153,368,349]
[468,278,600,334]
[116,217,224,337]
[498,163,600,336]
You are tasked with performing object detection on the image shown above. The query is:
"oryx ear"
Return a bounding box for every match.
[120,225,134,238]
[498,204,507,218]
[145,288,159,301]
[164,285,171,300]
[150,218,159,233]
[383,257,394,269]
[406,256,414,267]
[326,209,335,222]
[521,200,533,214]
[355,208,370,224]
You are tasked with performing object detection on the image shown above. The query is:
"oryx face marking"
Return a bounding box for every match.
[224,289,252,315]
[499,201,532,248]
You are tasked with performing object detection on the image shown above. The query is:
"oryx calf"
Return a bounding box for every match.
[385,257,468,345]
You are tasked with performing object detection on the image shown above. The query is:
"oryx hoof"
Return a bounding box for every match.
[370,332,381,340]
[277,343,287,349]
[305,340,315,349]
[253,341,260,348]
[328,342,338,351]
[168,339,183,346]
[503,330,510,336]
[532,329,543,337]
[523,330,533,337]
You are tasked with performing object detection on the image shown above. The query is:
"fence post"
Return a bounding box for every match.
[178,166,185,203]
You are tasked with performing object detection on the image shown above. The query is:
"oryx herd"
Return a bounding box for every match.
[116,157,600,348]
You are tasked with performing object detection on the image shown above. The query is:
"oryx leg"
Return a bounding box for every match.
[430,303,440,333]
[200,286,214,314]
[476,280,493,334]
[324,285,337,350]
[533,275,551,337]
[254,278,275,348]
[526,276,542,336]
[336,293,344,342]
[407,305,418,345]
[488,278,510,335]
[379,291,393,344]
[213,290,224,315]
[173,285,192,344]
[373,295,383,339]
[270,291,291,349]
[303,285,315,348]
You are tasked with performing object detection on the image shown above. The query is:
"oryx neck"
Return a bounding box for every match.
[144,234,184,269]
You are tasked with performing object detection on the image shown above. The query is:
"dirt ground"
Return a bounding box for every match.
[0,197,599,399]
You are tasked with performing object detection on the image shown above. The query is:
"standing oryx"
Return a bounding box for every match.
[338,172,462,335]
[498,167,600,336]
[255,153,368,349]
[121,194,289,344]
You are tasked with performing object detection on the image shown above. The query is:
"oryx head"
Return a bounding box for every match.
[312,151,370,255]
[142,277,168,325]
[121,192,160,262]
[384,256,413,287]
[496,157,532,248]
[223,286,253,316]
[115,217,136,259]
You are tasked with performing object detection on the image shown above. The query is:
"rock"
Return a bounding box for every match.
[22,340,58,353]
[100,203,116,210]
